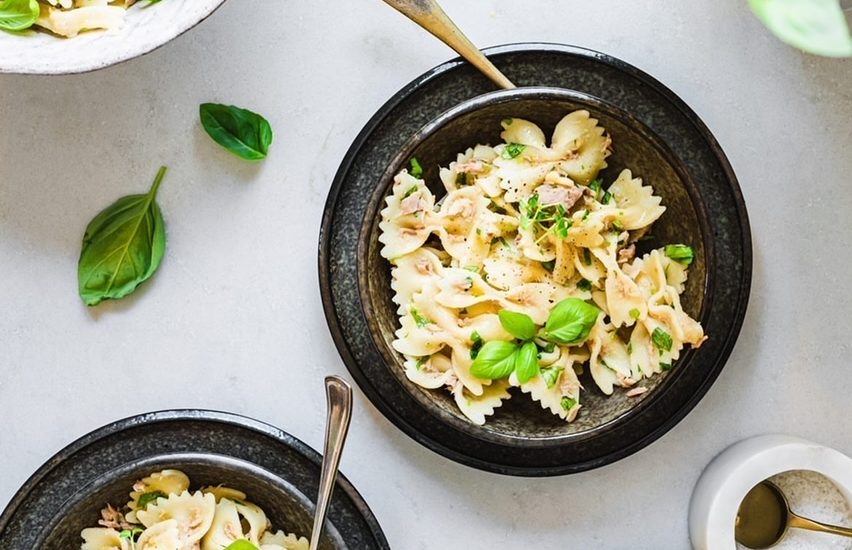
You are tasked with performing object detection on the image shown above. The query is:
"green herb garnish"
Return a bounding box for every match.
[498,310,537,341]
[199,103,273,160]
[660,362,673,371]
[664,244,694,266]
[403,185,419,198]
[589,178,602,199]
[0,0,38,31]
[560,396,577,411]
[137,491,166,511]
[410,306,431,328]
[541,366,563,389]
[502,143,526,159]
[544,298,600,345]
[652,327,673,352]
[78,167,167,307]
[629,308,641,320]
[470,331,483,359]
[577,279,592,291]
[470,341,518,379]
[520,193,572,240]
[409,157,423,178]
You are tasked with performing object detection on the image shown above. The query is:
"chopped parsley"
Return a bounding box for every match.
[560,396,577,411]
[470,331,484,359]
[660,362,673,371]
[651,327,673,352]
[410,306,431,328]
[409,157,423,178]
[415,357,428,370]
[577,279,592,291]
[403,185,419,198]
[601,190,613,204]
[501,117,514,126]
[629,308,641,320]
[137,491,166,511]
[502,142,526,159]
[611,219,624,232]
[588,178,603,200]
[664,244,694,266]
[541,366,564,389]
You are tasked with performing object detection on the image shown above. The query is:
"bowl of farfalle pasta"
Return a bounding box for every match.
[358,87,714,458]
[0,0,226,74]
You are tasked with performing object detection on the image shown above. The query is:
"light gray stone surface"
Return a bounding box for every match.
[1,1,850,548]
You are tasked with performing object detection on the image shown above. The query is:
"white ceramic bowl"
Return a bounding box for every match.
[0,1,226,75]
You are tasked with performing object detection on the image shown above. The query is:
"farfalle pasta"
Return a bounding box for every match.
[80,469,309,550]
[379,111,706,425]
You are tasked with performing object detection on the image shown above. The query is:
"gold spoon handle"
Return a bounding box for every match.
[788,512,852,538]
[381,0,516,90]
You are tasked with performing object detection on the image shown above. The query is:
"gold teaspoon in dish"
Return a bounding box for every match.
[309,376,353,550]
[735,480,852,548]
[381,0,516,90]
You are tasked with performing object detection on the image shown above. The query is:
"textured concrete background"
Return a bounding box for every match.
[1,1,851,548]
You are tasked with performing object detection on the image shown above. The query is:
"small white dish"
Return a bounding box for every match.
[689,434,852,550]
[0,1,226,75]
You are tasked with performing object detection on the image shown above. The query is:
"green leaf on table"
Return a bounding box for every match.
[664,244,694,266]
[470,341,518,379]
[514,341,540,384]
[0,0,38,32]
[223,541,260,550]
[78,167,168,307]
[199,103,273,160]
[544,298,600,345]
[748,0,852,57]
[498,309,537,340]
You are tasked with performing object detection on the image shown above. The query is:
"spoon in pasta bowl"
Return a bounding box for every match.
[309,375,353,550]
[381,0,516,90]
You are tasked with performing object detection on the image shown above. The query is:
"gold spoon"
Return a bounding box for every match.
[735,480,852,548]
[381,0,516,90]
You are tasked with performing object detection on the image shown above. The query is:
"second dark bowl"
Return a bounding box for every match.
[358,87,713,446]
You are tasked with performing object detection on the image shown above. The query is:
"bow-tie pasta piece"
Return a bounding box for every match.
[81,528,128,550]
[136,491,216,549]
[136,520,181,550]
[260,530,310,550]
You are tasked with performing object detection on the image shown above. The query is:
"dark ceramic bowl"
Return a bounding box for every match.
[357,87,712,445]
[320,43,751,475]
[0,410,388,550]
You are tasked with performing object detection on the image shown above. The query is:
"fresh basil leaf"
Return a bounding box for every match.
[199,103,273,160]
[409,157,423,178]
[577,279,592,291]
[652,327,673,352]
[470,341,518,379]
[470,330,483,359]
[664,244,694,266]
[544,298,600,345]
[498,310,537,340]
[514,341,540,384]
[78,167,167,307]
[137,490,166,510]
[749,0,852,57]
[560,396,577,411]
[501,117,514,127]
[0,0,38,32]
[501,143,525,159]
[541,366,563,389]
[223,541,260,550]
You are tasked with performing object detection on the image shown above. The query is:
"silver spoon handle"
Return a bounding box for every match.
[382,0,516,90]
[309,376,353,550]
[789,512,852,538]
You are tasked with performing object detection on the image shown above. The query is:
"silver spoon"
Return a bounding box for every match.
[382,0,516,90]
[309,376,353,550]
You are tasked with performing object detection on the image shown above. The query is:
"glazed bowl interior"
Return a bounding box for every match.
[38,452,344,550]
[0,0,226,75]
[358,87,712,444]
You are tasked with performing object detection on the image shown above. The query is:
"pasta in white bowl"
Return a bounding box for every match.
[79,469,309,550]
[378,111,707,426]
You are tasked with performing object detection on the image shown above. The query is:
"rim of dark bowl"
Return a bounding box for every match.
[34,451,344,548]
[356,86,714,447]
[0,409,385,545]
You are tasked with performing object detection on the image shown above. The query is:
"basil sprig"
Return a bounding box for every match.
[749,0,852,57]
[78,167,168,307]
[223,541,260,550]
[471,298,601,384]
[0,0,38,32]
[199,103,273,160]
[544,298,600,344]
